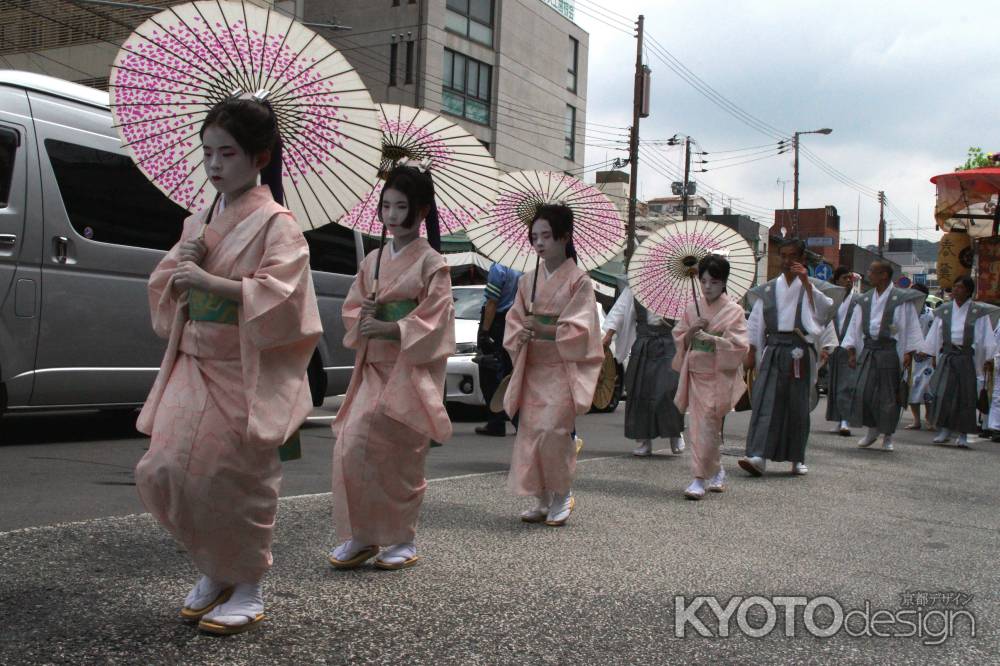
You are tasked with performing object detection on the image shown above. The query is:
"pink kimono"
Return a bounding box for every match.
[504,260,604,497]
[331,238,455,546]
[672,294,749,480]
[135,186,322,584]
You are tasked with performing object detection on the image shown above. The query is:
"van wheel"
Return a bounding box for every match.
[307,351,327,407]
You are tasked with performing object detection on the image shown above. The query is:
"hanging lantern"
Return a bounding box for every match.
[936,229,973,289]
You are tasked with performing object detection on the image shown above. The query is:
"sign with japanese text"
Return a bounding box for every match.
[936,231,972,289]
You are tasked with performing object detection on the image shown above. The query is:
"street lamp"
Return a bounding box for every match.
[792,127,833,237]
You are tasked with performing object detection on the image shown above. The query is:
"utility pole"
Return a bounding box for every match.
[792,132,800,237]
[682,137,692,221]
[625,14,644,266]
[878,190,886,256]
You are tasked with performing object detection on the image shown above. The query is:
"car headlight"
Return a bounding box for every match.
[455,341,477,355]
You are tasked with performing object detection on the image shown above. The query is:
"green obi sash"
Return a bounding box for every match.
[373,299,417,339]
[691,331,720,353]
[278,430,301,462]
[534,313,558,341]
[188,288,239,325]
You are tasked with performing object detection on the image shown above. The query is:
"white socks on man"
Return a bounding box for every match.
[632,440,652,457]
[670,436,686,454]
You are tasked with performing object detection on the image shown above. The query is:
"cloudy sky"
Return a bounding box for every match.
[570,0,998,246]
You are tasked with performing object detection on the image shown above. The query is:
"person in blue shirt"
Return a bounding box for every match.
[477,262,523,436]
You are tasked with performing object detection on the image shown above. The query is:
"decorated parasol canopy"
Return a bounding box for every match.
[338,104,500,236]
[465,170,626,273]
[628,219,756,320]
[109,0,382,230]
[930,168,1000,238]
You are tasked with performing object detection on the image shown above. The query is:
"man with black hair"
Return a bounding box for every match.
[824,266,859,436]
[843,260,925,451]
[738,239,843,477]
[920,276,998,448]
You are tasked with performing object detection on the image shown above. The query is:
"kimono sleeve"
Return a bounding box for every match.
[671,303,696,372]
[747,299,765,359]
[974,315,997,368]
[921,318,943,357]
[710,303,750,371]
[148,241,184,339]
[397,258,456,366]
[555,273,602,363]
[341,253,374,351]
[898,303,924,355]
[603,287,631,333]
[842,308,863,351]
[240,214,323,350]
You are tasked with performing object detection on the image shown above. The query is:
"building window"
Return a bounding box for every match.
[442,48,491,125]
[389,42,398,86]
[564,105,576,160]
[567,36,578,92]
[445,0,494,46]
[405,40,414,84]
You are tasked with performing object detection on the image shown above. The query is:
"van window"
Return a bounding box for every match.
[304,222,359,275]
[45,139,187,251]
[0,128,17,208]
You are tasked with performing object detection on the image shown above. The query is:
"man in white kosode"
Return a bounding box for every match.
[842,260,925,452]
[921,276,998,448]
[738,239,843,477]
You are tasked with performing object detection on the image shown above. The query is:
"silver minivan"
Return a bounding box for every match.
[0,71,364,420]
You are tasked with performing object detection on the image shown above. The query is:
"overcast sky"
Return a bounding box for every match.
[570,0,998,246]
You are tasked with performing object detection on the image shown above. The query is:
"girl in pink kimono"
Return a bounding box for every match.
[135,98,322,634]
[672,255,749,500]
[504,205,604,526]
[328,165,455,570]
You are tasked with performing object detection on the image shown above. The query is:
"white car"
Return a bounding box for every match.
[445,284,621,411]
[446,286,487,406]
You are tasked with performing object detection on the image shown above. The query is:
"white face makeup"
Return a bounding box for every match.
[380,187,421,246]
[700,273,726,302]
[530,218,568,263]
[202,125,260,199]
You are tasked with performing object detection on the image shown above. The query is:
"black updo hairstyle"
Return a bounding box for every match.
[529,203,578,263]
[201,97,283,205]
[378,165,441,251]
[697,254,730,290]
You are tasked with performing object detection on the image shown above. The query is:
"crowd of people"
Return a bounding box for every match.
[128,96,1000,635]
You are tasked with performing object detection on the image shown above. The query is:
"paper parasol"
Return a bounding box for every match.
[338,104,500,236]
[628,219,755,319]
[465,171,626,272]
[109,0,382,230]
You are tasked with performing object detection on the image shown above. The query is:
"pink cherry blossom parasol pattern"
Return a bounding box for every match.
[338,104,500,236]
[108,0,382,230]
[628,219,755,319]
[465,170,626,273]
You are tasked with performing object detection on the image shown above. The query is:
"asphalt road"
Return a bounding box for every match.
[1,399,997,664]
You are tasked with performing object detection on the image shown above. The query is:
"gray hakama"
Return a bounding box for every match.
[746,332,813,463]
[825,299,858,423]
[849,338,903,435]
[623,301,684,439]
[847,287,920,436]
[926,303,985,435]
[927,345,978,434]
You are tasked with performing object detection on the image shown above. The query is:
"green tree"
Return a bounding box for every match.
[955,146,996,171]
